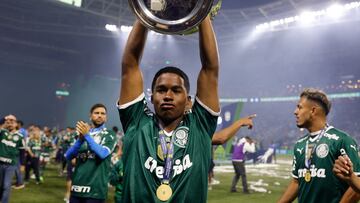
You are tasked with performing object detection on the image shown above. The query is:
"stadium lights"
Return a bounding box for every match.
[326,4,345,19]
[150,30,164,36]
[105,24,118,32]
[117,25,163,36]
[219,92,360,103]
[120,25,133,32]
[299,11,317,25]
[255,1,360,32]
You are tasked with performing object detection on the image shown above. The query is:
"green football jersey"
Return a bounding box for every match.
[62,132,76,153]
[0,129,25,165]
[41,135,53,155]
[118,95,219,203]
[28,139,42,158]
[71,127,117,200]
[109,159,123,203]
[292,126,360,203]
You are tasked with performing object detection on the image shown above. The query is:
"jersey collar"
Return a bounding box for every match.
[90,124,106,136]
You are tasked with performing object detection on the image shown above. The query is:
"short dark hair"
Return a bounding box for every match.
[300,88,331,116]
[17,120,24,126]
[90,103,107,113]
[0,117,5,125]
[151,66,190,93]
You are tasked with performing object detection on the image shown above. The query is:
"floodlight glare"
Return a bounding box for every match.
[254,1,360,31]
[105,24,118,32]
[326,4,345,19]
[120,25,133,32]
[299,11,316,25]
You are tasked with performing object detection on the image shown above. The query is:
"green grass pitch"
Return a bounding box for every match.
[11,157,292,203]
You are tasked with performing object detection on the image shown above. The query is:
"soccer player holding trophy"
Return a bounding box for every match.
[118,0,220,202]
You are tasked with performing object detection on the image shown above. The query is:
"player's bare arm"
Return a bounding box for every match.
[212,114,256,145]
[196,16,220,112]
[278,178,299,203]
[119,20,148,105]
[340,187,360,203]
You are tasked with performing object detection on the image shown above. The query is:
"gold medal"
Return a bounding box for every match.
[156,184,172,201]
[304,170,311,182]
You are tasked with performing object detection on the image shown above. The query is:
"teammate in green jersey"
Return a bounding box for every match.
[39,127,54,180]
[65,103,117,203]
[118,16,219,203]
[25,125,42,184]
[63,129,77,203]
[109,143,123,203]
[0,114,25,203]
[278,88,360,203]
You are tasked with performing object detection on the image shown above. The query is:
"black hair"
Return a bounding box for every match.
[112,126,119,133]
[151,66,190,93]
[300,88,331,116]
[90,103,107,113]
[17,120,24,126]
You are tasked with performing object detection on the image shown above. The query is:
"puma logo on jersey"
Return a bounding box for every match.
[350,145,357,151]
[71,185,91,193]
[296,148,304,154]
[144,154,193,179]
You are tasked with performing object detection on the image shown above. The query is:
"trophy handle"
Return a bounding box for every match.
[180,0,223,35]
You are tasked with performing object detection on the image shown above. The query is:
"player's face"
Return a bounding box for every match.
[4,117,17,131]
[152,73,189,124]
[294,97,314,129]
[32,127,41,139]
[90,107,107,127]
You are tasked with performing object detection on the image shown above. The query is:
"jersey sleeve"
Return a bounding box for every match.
[339,136,360,175]
[101,130,117,153]
[117,93,150,134]
[191,97,220,138]
[291,144,299,179]
[17,134,25,149]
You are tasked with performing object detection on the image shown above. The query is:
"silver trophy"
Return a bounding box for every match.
[129,0,215,34]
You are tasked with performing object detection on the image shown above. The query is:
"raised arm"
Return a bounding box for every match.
[212,114,256,145]
[119,20,148,105]
[196,16,220,112]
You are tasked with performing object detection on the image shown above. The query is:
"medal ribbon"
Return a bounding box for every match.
[305,125,328,169]
[158,130,175,184]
